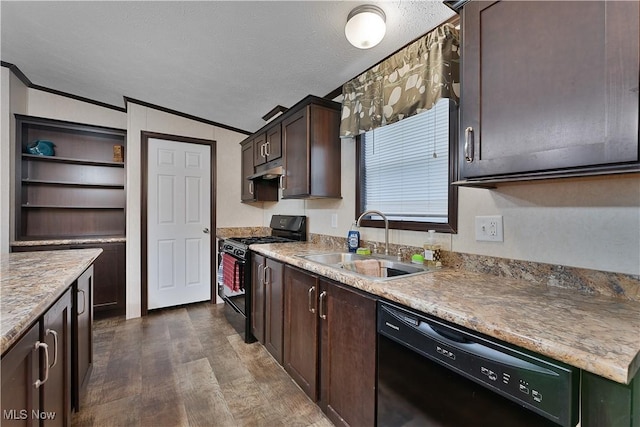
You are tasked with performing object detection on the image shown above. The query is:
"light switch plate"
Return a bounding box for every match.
[475,215,504,242]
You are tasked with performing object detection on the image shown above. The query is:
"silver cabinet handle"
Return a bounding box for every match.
[78,288,86,315]
[279,175,286,190]
[308,286,316,314]
[265,140,271,157]
[203,228,210,234]
[260,143,265,158]
[257,263,264,286]
[33,341,49,388]
[464,126,474,163]
[264,266,271,285]
[46,329,58,368]
[249,181,254,195]
[319,291,327,320]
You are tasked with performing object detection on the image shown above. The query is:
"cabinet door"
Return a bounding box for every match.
[251,254,266,343]
[460,1,639,179]
[1,323,40,427]
[265,124,282,162]
[282,108,310,198]
[90,243,125,317]
[283,265,319,400]
[264,258,284,364]
[253,133,268,166]
[320,280,376,427]
[73,266,93,411]
[241,141,256,201]
[41,288,72,427]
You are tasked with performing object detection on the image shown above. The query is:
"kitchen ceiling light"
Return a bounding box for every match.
[345,5,386,49]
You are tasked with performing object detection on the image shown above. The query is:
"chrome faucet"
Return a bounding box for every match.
[356,210,389,255]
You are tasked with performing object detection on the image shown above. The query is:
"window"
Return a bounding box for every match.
[357,98,458,233]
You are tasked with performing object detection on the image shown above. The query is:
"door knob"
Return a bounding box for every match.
[203,228,210,234]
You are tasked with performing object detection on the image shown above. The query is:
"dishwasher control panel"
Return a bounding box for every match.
[378,302,579,427]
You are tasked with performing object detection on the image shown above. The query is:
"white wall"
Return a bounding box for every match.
[0,68,11,253]
[0,69,28,253]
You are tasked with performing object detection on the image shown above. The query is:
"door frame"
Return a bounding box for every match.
[141,131,216,316]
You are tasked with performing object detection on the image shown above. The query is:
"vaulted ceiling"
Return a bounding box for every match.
[1,1,454,133]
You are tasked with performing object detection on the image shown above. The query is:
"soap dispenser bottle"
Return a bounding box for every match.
[347,223,360,253]
[424,230,441,267]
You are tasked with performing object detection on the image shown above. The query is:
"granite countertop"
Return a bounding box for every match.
[1,249,103,355]
[251,242,640,385]
[11,237,126,247]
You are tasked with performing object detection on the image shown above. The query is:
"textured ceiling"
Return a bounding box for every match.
[1,1,454,133]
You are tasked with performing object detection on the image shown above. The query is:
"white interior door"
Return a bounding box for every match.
[147,138,211,309]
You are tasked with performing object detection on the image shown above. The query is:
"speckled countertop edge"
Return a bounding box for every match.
[251,242,640,385]
[1,249,103,355]
[11,237,126,247]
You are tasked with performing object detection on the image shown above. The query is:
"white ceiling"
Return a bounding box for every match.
[1,1,455,133]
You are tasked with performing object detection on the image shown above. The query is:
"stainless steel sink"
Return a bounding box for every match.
[297,252,432,281]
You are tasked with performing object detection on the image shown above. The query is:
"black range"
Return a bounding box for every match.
[217,215,306,342]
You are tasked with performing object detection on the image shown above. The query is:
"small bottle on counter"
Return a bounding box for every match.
[347,222,360,253]
[423,230,441,267]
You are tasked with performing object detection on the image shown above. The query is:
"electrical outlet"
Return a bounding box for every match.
[475,215,504,242]
[331,213,338,228]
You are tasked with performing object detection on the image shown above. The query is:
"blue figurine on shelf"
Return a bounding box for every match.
[26,140,55,156]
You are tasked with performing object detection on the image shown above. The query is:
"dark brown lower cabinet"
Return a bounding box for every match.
[283,265,376,426]
[264,258,284,364]
[582,370,640,426]
[72,266,93,411]
[1,323,40,427]
[251,254,266,343]
[12,242,125,318]
[284,266,320,400]
[252,255,285,364]
[1,289,74,426]
[319,280,376,427]
[41,288,72,427]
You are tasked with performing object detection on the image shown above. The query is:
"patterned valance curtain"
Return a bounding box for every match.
[340,23,460,138]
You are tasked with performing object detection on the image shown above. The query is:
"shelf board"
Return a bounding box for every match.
[21,179,125,189]
[22,153,125,168]
[22,205,125,210]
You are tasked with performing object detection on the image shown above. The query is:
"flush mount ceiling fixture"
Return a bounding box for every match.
[345,4,387,49]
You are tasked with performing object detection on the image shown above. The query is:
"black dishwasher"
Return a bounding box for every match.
[377,302,579,427]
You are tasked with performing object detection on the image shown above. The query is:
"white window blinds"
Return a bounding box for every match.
[361,98,451,223]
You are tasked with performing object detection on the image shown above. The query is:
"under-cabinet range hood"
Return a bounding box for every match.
[249,163,284,180]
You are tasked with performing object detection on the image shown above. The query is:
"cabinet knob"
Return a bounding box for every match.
[203,228,210,234]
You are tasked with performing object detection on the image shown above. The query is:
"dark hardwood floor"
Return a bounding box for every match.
[72,303,332,426]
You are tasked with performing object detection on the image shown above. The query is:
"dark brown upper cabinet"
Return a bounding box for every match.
[254,124,282,166]
[241,138,277,203]
[457,1,639,185]
[239,95,341,201]
[282,97,341,199]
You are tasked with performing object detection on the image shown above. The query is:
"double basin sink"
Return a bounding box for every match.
[297,252,432,281]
